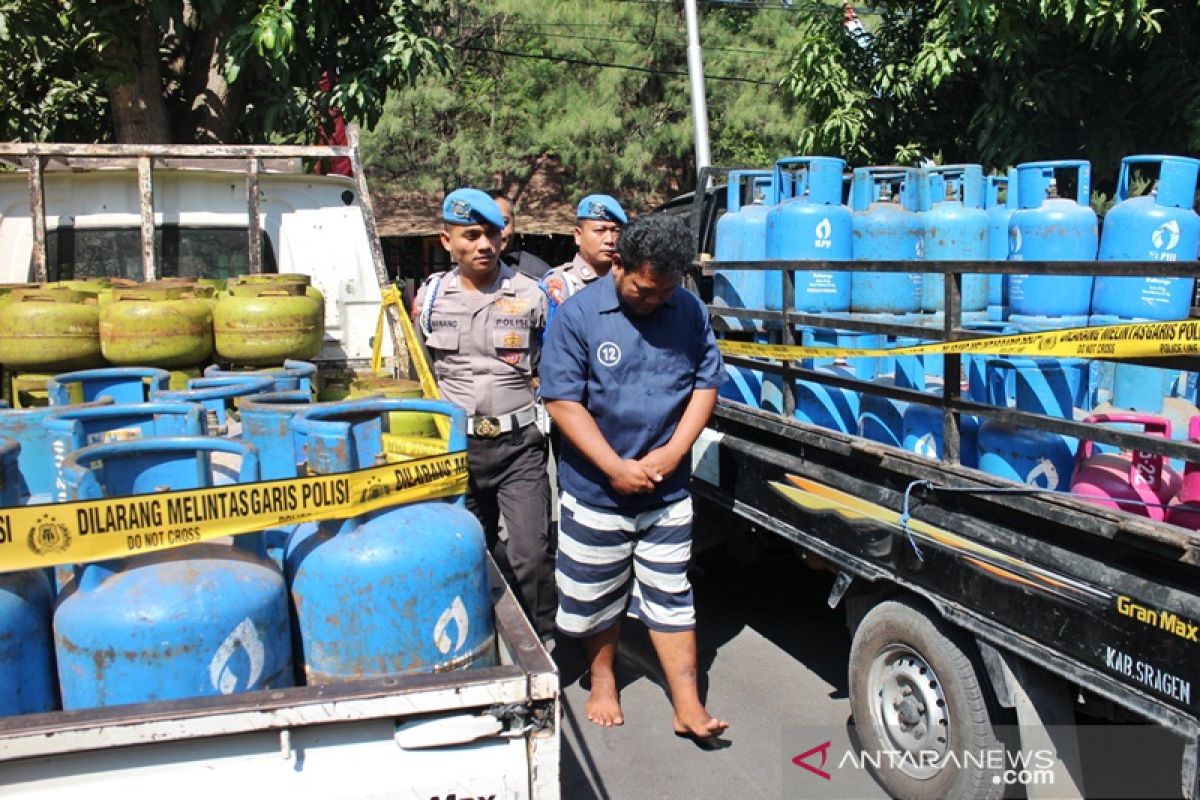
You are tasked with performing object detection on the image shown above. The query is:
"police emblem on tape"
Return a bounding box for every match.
[27,514,71,556]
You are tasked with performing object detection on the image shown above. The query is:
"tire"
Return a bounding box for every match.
[849,598,1005,800]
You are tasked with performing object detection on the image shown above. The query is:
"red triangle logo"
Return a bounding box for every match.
[792,740,833,780]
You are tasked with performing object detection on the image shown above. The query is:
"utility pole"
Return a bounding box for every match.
[683,0,712,186]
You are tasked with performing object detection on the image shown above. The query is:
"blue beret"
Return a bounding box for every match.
[576,194,628,224]
[443,188,505,228]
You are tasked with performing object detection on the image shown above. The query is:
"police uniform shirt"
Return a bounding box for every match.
[415,264,547,417]
[539,273,726,511]
[502,249,553,280]
[542,254,600,309]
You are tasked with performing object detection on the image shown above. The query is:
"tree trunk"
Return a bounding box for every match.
[107,13,172,143]
[186,17,242,145]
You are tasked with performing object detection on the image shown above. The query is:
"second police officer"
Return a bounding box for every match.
[414,188,556,642]
[541,194,627,321]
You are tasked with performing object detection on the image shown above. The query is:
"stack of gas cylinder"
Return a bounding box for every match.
[713,154,1200,518]
[0,359,487,718]
[0,273,325,406]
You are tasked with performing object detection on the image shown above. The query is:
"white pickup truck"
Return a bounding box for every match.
[0,139,560,799]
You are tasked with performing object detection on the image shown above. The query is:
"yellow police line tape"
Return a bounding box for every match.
[373,285,451,441]
[716,319,1200,361]
[0,450,468,574]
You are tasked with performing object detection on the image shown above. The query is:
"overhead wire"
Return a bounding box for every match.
[457,44,778,85]
[459,26,782,57]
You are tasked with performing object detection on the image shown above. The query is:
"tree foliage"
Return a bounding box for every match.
[362,1,806,205]
[782,0,1200,187]
[0,0,447,144]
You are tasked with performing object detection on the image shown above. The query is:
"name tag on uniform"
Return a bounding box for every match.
[493,328,530,350]
[493,315,532,329]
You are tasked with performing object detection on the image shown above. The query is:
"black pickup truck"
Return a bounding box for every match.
[661,171,1200,800]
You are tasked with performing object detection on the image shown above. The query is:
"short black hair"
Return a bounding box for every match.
[486,189,512,203]
[616,214,693,277]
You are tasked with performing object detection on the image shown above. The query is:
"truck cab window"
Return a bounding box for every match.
[40,226,277,282]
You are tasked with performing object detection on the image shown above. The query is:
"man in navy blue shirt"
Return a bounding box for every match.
[540,214,729,743]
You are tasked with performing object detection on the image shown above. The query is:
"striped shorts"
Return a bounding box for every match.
[555,491,695,636]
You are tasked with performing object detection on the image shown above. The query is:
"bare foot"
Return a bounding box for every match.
[672,707,729,738]
[585,673,624,727]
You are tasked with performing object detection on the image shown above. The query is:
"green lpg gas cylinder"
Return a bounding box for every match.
[214,276,324,366]
[0,284,41,310]
[349,375,439,437]
[0,288,105,371]
[100,284,214,368]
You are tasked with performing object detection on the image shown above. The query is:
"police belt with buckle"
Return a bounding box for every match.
[467,406,538,438]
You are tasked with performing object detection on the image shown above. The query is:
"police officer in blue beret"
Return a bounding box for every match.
[540,194,628,320]
[486,190,553,280]
[414,188,555,642]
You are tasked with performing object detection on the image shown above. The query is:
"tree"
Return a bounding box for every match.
[781,0,1200,188]
[362,1,808,205]
[0,1,447,144]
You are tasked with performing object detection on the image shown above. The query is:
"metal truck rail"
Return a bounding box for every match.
[669,165,1200,798]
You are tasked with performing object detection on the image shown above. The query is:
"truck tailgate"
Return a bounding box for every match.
[0,558,559,799]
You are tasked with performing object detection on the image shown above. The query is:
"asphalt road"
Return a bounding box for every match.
[551,533,1188,800]
[555,544,889,800]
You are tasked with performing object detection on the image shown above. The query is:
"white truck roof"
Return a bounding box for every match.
[0,165,394,367]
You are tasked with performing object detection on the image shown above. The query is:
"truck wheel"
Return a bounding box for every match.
[849,598,1004,800]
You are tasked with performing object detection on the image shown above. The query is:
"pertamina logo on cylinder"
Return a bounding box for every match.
[1151,219,1181,260]
[814,217,833,249]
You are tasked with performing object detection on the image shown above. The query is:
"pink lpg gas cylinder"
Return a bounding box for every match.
[1166,416,1200,530]
[1070,413,1182,521]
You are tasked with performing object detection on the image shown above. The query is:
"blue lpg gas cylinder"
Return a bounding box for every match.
[787,330,883,434]
[900,334,988,468]
[46,401,203,501]
[977,358,1088,490]
[890,321,999,468]
[54,437,293,709]
[858,352,926,447]
[715,170,775,330]
[240,391,313,481]
[0,399,113,502]
[153,374,275,436]
[901,384,981,469]
[47,366,171,406]
[793,365,862,435]
[1093,155,1200,321]
[1008,160,1098,317]
[717,334,767,408]
[899,326,989,468]
[849,167,924,313]
[287,398,493,683]
[765,156,852,312]
[714,170,775,408]
[763,329,882,421]
[1007,313,1092,406]
[984,170,1018,320]
[920,165,989,313]
[0,436,58,716]
[239,390,314,568]
[204,359,318,395]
